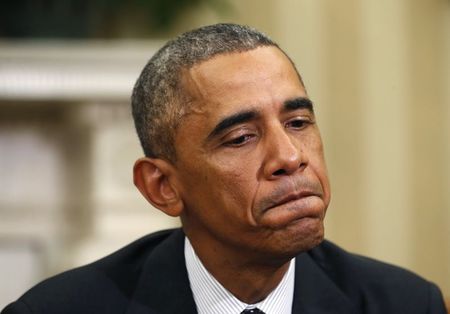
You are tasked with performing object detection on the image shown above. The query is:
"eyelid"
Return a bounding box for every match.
[221,127,258,147]
[223,134,256,147]
[285,115,314,127]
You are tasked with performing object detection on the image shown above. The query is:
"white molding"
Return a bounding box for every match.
[0,40,163,102]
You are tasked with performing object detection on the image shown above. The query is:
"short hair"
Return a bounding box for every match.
[132,23,287,162]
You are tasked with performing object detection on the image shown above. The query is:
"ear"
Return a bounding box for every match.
[133,157,183,217]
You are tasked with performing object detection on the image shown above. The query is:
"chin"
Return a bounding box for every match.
[251,217,325,263]
[279,217,325,257]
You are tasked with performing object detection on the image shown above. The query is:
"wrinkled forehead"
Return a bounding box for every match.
[178,46,304,116]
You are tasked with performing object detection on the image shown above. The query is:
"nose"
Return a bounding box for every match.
[263,125,305,179]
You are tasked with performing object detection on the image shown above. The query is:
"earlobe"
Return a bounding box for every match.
[133,157,183,217]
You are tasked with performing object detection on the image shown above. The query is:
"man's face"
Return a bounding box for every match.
[172,46,330,262]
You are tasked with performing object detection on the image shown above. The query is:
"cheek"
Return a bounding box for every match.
[309,139,327,172]
[181,158,257,211]
[207,159,261,221]
[305,134,331,204]
[301,129,327,166]
[215,163,257,206]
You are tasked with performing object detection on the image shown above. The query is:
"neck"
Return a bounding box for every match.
[187,235,292,304]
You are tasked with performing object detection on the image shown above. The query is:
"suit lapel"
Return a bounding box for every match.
[292,252,358,314]
[126,229,197,314]
[125,229,357,314]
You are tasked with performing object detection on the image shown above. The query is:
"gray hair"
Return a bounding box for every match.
[131,23,281,162]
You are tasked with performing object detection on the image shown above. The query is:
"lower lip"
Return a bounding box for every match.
[261,196,324,228]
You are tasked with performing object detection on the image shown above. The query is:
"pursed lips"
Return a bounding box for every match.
[256,175,325,215]
[264,190,321,212]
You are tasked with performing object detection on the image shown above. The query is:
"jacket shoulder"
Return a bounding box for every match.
[2,229,178,314]
[308,240,447,313]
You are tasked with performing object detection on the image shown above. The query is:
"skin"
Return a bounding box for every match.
[134,46,331,303]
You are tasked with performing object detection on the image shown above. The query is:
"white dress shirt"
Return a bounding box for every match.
[185,237,295,314]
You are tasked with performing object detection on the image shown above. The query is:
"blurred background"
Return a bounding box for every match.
[0,0,449,308]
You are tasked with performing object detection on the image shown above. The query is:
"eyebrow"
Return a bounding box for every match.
[283,97,314,113]
[207,110,258,140]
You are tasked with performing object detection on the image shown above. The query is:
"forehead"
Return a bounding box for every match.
[183,46,304,109]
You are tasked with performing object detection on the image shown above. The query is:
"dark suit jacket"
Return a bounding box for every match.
[2,228,447,314]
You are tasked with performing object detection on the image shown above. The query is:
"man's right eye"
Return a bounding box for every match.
[224,134,255,147]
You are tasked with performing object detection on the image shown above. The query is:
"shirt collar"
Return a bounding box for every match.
[184,237,295,314]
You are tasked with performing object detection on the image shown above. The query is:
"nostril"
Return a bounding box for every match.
[272,169,286,176]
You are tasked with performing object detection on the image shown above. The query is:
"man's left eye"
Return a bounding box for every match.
[285,118,310,129]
